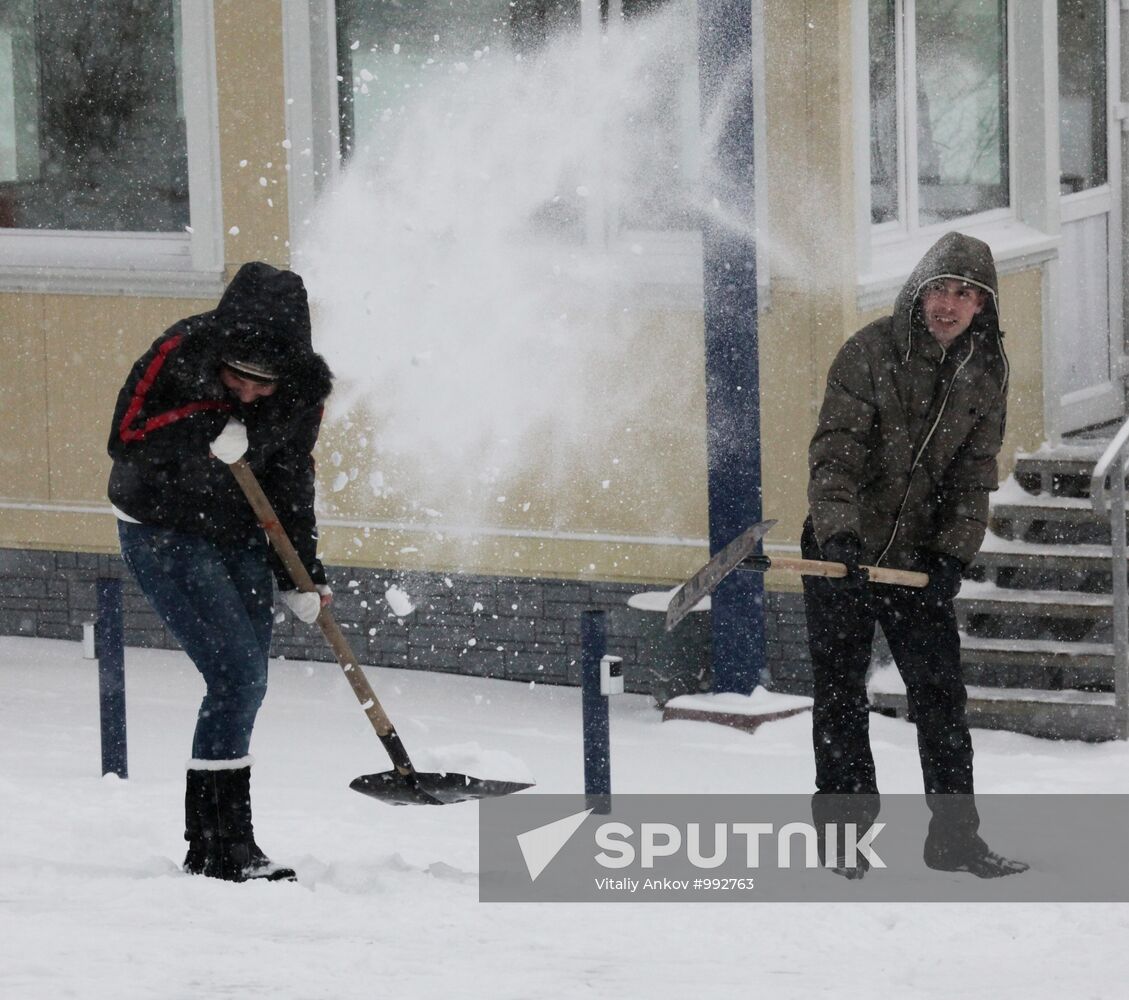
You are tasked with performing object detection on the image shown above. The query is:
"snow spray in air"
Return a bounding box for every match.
[295,5,735,530]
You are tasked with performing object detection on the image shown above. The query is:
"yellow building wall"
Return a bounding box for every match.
[0,0,1053,590]
[756,0,859,589]
[214,0,291,269]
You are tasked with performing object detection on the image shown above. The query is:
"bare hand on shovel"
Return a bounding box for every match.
[225,457,533,806]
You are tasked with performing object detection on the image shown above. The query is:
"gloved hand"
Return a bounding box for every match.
[820,532,869,591]
[923,552,964,601]
[281,585,332,623]
[210,417,248,464]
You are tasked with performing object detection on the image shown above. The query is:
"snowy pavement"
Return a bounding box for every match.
[1,635,1128,999]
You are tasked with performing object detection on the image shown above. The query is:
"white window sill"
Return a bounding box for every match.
[0,231,225,298]
[0,264,225,298]
[857,219,1060,313]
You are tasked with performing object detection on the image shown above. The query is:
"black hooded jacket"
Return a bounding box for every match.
[107,262,334,588]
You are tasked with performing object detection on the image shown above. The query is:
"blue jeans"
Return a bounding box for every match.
[118,521,273,760]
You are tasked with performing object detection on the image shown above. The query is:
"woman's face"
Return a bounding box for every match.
[220,366,278,403]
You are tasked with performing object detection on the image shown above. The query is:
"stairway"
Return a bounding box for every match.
[869,440,1125,741]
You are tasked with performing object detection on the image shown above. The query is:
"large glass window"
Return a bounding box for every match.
[869,0,899,225]
[869,0,1009,230]
[0,0,187,233]
[1058,0,1106,195]
[334,0,700,246]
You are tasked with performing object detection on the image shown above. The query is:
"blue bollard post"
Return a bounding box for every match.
[581,610,611,814]
[697,0,765,694]
[96,577,128,779]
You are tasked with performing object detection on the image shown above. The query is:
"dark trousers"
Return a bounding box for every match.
[801,521,984,857]
[118,521,273,761]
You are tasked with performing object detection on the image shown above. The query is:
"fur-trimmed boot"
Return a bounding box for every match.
[185,759,295,882]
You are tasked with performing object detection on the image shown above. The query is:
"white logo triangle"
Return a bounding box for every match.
[516,808,593,882]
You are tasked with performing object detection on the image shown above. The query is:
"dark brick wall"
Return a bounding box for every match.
[0,546,813,700]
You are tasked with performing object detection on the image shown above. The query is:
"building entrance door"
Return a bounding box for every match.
[1053,0,1125,434]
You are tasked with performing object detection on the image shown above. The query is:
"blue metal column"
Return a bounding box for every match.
[697,0,764,692]
[580,610,611,813]
[96,577,128,778]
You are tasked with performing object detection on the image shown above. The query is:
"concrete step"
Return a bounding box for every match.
[957,580,1112,644]
[869,658,1123,739]
[975,531,1113,571]
[869,685,1122,741]
[1012,444,1109,498]
[918,437,1129,737]
[972,532,1117,592]
[1014,443,1107,469]
[988,475,1119,545]
[990,504,1115,546]
[957,580,1112,618]
[958,633,1113,690]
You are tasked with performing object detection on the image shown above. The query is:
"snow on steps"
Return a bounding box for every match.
[868,663,1121,742]
[927,441,1128,739]
[977,529,1114,569]
[957,631,1112,690]
[989,476,1123,530]
[957,579,1112,618]
[958,632,1112,671]
[1016,442,1108,463]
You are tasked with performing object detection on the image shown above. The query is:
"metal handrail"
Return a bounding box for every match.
[1090,417,1129,515]
[1090,419,1129,740]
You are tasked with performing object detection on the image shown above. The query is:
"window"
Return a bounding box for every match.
[334,0,702,250]
[1058,0,1106,195]
[868,0,1009,233]
[0,0,186,232]
[0,0,221,289]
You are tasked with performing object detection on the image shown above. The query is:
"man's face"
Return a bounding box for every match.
[920,278,987,348]
[220,366,278,403]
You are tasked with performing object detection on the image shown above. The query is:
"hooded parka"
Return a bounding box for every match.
[807,231,1009,570]
[107,262,334,588]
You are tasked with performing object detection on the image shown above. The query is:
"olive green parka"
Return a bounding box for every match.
[807,231,1010,570]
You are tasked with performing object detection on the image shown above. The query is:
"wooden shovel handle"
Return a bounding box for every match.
[763,556,928,588]
[226,458,416,777]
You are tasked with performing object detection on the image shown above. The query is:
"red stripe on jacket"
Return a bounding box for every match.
[118,334,232,443]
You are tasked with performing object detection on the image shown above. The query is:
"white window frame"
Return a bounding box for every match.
[853,0,1060,310]
[284,0,769,310]
[0,0,224,296]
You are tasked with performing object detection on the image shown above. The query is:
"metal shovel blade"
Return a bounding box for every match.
[349,770,534,806]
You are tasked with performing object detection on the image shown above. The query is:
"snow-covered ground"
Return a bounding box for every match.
[2,635,1127,999]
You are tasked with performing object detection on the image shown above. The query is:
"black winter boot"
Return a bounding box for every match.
[813,792,880,881]
[183,768,218,875]
[922,794,1027,878]
[925,847,1029,878]
[208,766,296,883]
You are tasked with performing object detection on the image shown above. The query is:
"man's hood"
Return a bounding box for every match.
[892,231,1001,361]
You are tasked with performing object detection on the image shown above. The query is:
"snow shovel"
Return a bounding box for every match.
[666,519,930,631]
[226,457,533,806]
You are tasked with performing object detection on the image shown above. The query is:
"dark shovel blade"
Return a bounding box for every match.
[350,770,534,806]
